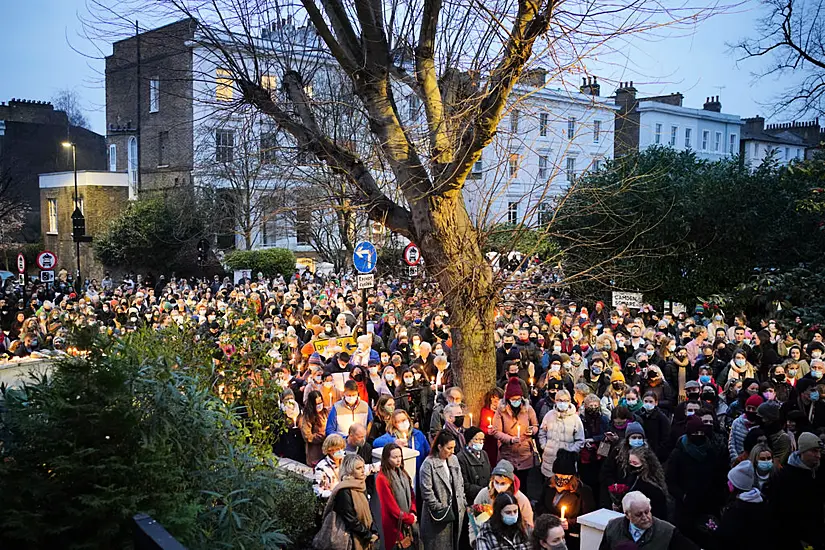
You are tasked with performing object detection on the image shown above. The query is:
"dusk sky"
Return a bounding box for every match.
[0,0,802,135]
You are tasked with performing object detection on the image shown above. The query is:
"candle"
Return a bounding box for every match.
[517,425,521,438]
[488,416,493,430]
[560,505,567,520]
[469,413,473,426]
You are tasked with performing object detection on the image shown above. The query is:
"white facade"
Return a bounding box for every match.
[463,85,618,228]
[637,103,743,160]
[742,139,805,167]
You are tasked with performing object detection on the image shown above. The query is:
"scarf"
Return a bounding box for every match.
[387,467,413,513]
[324,478,372,550]
[678,365,687,399]
[679,434,709,462]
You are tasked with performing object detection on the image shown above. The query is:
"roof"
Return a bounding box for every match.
[636,101,743,125]
[741,129,808,146]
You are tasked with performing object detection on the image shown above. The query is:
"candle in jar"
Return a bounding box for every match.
[560,505,567,520]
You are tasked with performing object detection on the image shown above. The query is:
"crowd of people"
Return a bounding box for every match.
[1,267,824,550]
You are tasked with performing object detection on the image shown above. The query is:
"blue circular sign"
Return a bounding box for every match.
[353,241,377,273]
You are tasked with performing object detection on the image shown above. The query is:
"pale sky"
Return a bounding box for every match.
[0,0,803,135]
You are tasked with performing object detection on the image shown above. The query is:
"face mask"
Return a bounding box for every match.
[316,403,324,412]
[773,373,786,383]
[809,391,820,402]
[550,364,561,372]
[553,346,562,354]
[668,343,677,352]
[384,373,395,381]
[586,406,601,415]
[548,542,568,550]
[509,399,522,408]
[757,460,773,472]
[591,367,602,375]
[503,343,513,350]
[571,331,581,340]
[734,359,746,368]
[763,392,775,401]
[471,442,484,452]
[743,339,751,346]
[501,513,519,526]
[642,402,655,411]
[813,370,823,379]
[787,369,797,378]
[333,449,346,459]
[697,375,713,385]
[813,351,823,359]
[397,420,411,432]
[404,377,414,386]
[612,382,623,390]
[629,438,645,448]
[556,402,570,412]
[688,434,706,445]
[344,395,358,405]
[686,410,695,417]
[453,415,465,426]
[493,482,511,493]
[626,399,638,406]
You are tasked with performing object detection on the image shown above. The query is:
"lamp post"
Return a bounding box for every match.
[62,142,84,285]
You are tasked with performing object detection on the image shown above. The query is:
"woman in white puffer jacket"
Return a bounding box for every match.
[538,389,585,479]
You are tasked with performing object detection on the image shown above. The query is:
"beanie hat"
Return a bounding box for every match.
[625,422,645,439]
[685,415,706,434]
[743,427,766,454]
[757,402,781,424]
[491,459,515,481]
[552,449,578,475]
[464,426,483,444]
[685,380,700,391]
[504,378,523,399]
[727,460,754,491]
[745,394,765,409]
[798,432,822,454]
[308,352,324,368]
[797,378,817,394]
[546,377,564,392]
[611,370,626,383]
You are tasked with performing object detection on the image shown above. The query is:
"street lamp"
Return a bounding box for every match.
[62,141,84,284]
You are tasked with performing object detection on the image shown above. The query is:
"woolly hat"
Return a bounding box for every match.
[743,427,765,454]
[308,352,324,368]
[491,459,515,481]
[610,370,626,383]
[546,378,565,392]
[745,394,765,409]
[552,449,578,475]
[727,460,754,491]
[685,415,707,435]
[464,426,483,443]
[504,378,523,399]
[685,380,701,391]
[757,402,781,424]
[625,422,645,439]
[798,432,823,454]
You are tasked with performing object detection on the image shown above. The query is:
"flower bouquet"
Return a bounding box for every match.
[467,503,494,544]
[607,483,630,511]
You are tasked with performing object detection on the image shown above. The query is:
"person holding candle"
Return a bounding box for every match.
[481,387,504,465]
[474,493,531,550]
[473,460,534,531]
[300,390,328,467]
[538,389,584,481]
[273,389,306,463]
[536,450,596,550]
[494,379,539,487]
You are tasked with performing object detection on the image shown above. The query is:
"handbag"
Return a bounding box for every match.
[312,508,354,550]
[597,440,612,458]
[428,501,456,523]
[396,519,414,549]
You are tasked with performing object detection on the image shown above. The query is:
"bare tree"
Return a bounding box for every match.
[51,89,91,129]
[736,0,825,117]
[87,0,718,409]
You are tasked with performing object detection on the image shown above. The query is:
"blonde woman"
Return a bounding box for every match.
[324,453,378,550]
[313,433,346,498]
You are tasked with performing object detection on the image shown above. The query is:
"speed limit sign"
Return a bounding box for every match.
[403,243,421,266]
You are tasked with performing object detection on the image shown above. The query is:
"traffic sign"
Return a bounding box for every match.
[403,243,421,266]
[36,250,58,270]
[353,241,377,273]
[408,266,418,277]
[40,270,55,283]
[357,273,375,290]
[17,253,26,273]
[18,273,25,286]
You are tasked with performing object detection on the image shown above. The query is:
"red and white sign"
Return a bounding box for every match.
[403,243,421,266]
[17,253,26,274]
[36,250,58,270]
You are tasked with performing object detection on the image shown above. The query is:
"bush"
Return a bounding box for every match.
[223,248,296,280]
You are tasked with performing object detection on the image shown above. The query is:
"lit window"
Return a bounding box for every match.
[509,153,520,177]
[566,157,576,181]
[296,199,310,245]
[261,74,277,93]
[685,128,692,149]
[48,198,58,234]
[216,68,233,102]
[511,110,520,133]
[654,123,662,144]
[216,129,235,162]
[149,78,160,113]
[702,130,709,150]
[670,126,678,147]
[304,84,314,98]
[540,113,549,137]
[568,117,576,139]
[730,134,737,154]
[538,155,548,179]
[714,131,722,152]
[594,120,601,143]
[507,202,518,224]
[108,144,117,172]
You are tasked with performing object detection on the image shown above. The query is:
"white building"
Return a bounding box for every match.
[740,116,809,168]
[614,85,743,160]
[463,76,618,228]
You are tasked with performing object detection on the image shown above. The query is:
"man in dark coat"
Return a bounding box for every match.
[600,491,698,550]
[456,427,491,503]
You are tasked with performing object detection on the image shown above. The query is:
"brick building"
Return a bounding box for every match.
[39,171,130,280]
[0,99,106,241]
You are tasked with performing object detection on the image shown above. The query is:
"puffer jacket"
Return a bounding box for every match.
[538,407,585,477]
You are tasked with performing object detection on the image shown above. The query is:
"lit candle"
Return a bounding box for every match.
[530,377,534,390]
[560,505,567,520]
[517,425,521,438]
[469,413,473,426]
[488,416,493,430]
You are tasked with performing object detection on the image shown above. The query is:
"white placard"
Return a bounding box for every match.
[611,291,643,309]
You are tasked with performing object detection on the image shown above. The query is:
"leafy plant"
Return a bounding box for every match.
[223,248,296,280]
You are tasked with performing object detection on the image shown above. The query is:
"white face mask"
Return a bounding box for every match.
[344,395,358,405]
[556,402,570,412]
[550,364,561,372]
[397,420,410,432]
[493,481,511,493]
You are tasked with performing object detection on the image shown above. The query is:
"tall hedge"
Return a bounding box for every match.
[223,248,296,280]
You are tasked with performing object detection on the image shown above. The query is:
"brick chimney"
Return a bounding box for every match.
[519,68,547,87]
[579,76,601,96]
[703,96,721,112]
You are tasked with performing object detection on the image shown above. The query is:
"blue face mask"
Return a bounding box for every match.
[629,438,645,448]
[699,375,711,384]
[757,460,773,472]
[591,367,602,375]
[470,442,484,452]
[501,513,519,526]
[810,391,820,402]
[509,399,522,408]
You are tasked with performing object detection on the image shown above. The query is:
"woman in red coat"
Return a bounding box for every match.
[376,443,418,548]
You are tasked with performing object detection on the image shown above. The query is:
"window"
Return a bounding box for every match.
[157,131,168,166]
[149,78,159,113]
[566,157,576,181]
[507,202,518,224]
[654,123,662,144]
[260,132,277,164]
[510,110,520,133]
[409,95,420,119]
[670,125,678,147]
[730,134,737,154]
[539,113,549,137]
[567,117,576,139]
[594,120,601,143]
[47,198,58,234]
[797,148,802,159]
[471,154,483,178]
[702,130,709,150]
[108,144,117,172]
[261,74,277,93]
[303,84,314,98]
[216,68,233,101]
[509,153,520,177]
[538,202,552,226]
[128,136,138,198]
[685,128,692,149]
[216,129,235,162]
[714,131,722,152]
[295,201,310,245]
[785,147,790,160]
[593,159,602,171]
[538,155,548,179]
[261,196,281,246]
